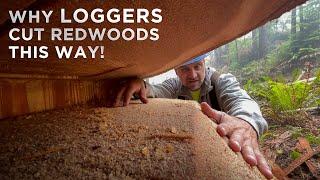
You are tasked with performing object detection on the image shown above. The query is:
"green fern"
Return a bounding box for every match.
[244,74,320,123]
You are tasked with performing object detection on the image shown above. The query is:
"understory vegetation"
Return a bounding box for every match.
[208,1,320,178]
[209,0,320,125]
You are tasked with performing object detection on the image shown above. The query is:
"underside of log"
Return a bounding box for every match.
[0,0,306,118]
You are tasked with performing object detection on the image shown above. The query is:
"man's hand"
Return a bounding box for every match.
[113,78,148,107]
[200,102,273,179]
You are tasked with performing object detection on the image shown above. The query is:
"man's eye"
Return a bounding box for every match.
[194,65,200,70]
[181,68,188,72]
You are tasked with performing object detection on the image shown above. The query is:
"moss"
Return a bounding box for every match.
[290,150,301,160]
[305,133,320,146]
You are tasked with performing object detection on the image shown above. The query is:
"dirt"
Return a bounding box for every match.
[260,114,320,180]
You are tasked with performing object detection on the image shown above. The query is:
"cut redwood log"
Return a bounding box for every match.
[0,99,266,179]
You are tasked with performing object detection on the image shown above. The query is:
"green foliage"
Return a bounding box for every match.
[307,69,320,107]
[244,74,320,123]
[291,127,304,139]
[290,150,301,160]
[214,0,320,126]
[259,131,276,143]
[229,60,239,72]
[216,0,320,81]
[305,133,320,145]
[298,47,318,57]
[286,126,320,145]
[277,41,293,61]
[267,81,311,111]
[243,78,269,99]
[291,68,301,81]
[245,79,312,111]
[227,39,254,72]
[237,40,295,81]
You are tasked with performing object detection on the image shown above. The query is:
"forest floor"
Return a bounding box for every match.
[260,111,320,179]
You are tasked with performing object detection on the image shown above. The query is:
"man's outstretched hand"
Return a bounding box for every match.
[111,79,273,178]
[201,102,273,179]
[112,78,148,107]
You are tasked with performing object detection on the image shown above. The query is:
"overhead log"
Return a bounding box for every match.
[0,0,307,79]
[0,0,307,119]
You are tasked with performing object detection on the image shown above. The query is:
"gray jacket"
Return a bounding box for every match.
[146,67,268,137]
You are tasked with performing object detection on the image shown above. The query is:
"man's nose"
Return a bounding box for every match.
[188,69,197,79]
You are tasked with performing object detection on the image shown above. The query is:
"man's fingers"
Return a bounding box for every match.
[200,102,232,137]
[216,119,235,137]
[250,133,272,178]
[241,140,258,166]
[200,102,223,123]
[255,149,273,179]
[139,85,148,104]
[228,129,245,152]
[254,148,273,179]
[114,86,126,107]
[123,87,137,106]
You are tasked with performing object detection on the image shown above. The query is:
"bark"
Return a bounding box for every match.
[252,29,259,60]
[291,9,297,35]
[258,25,267,59]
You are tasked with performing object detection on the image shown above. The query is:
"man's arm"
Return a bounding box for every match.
[214,73,268,136]
[113,78,180,106]
[145,78,180,98]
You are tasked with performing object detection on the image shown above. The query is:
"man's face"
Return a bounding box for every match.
[175,60,206,91]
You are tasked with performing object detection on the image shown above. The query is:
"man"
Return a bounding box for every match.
[113,54,273,179]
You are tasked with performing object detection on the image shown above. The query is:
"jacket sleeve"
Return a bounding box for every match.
[146,78,180,98]
[215,73,268,137]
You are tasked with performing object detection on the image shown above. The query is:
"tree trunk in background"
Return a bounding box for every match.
[299,5,304,33]
[317,0,320,47]
[258,25,267,59]
[224,44,230,65]
[235,40,239,62]
[291,9,297,35]
[291,8,297,53]
[214,47,222,62]
[214,47,223,67]
[251,29,259,60]
[208,52,215,67]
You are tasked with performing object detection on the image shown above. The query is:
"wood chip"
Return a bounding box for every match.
[164,144,174,153]
[305,160,319,178]
[155,148,164,160]
[296,137,319,177]
[170,127,177,134]
[297,137,312,153]
[147,134,193,141]
[284,146,320,176]
[271,162,289,180]
[21,146,68,160]
[141,147,150,157]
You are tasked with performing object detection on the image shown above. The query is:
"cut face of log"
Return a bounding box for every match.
[0,99,265,179]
